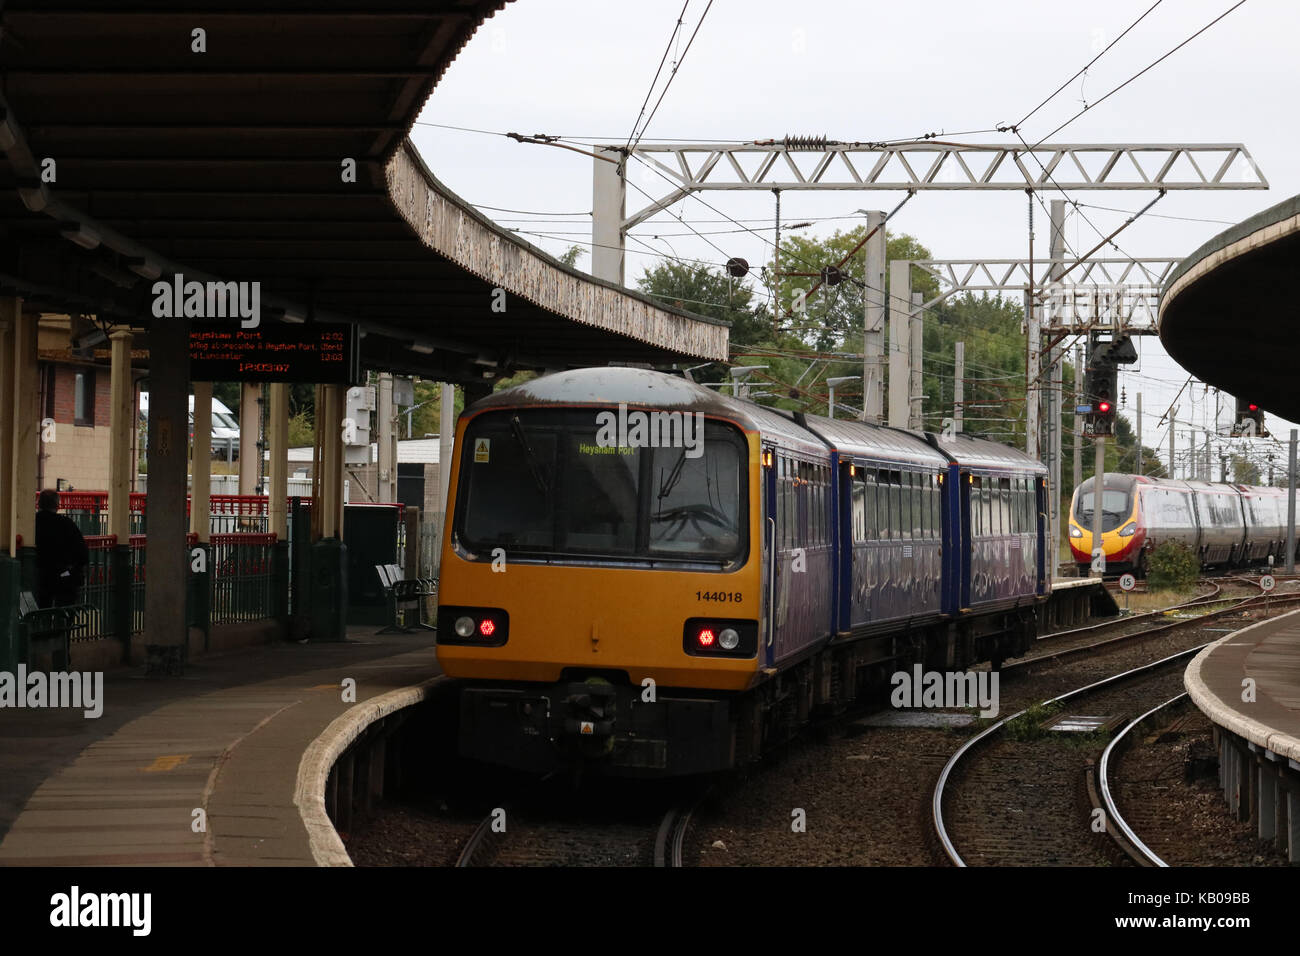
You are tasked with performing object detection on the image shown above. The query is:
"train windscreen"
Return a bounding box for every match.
[1074,487,1131,532]
[454,408,747,565]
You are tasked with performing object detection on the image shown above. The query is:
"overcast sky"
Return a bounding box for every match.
[410,0,1300,480]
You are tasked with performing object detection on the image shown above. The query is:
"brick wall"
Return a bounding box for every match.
[39,362,135,491]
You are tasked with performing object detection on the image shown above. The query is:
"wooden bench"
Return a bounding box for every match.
[375,564,436,634]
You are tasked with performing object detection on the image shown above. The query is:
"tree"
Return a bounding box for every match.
[558,244,585,268]
[767,228,939,351]
[1232,454,1261,485]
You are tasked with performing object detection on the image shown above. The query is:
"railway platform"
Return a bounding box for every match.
[1185,608,1300,862]
[0,629,438,866]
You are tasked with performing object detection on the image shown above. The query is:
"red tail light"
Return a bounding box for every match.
[479,618,496,637]
[697,627,716,648]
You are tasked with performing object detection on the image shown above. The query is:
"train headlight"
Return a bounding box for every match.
[1118,522,1137,537]
[454,616,476,638]
[718,628,740,650]
[439,606,509,646]
[1069,526,1083,538]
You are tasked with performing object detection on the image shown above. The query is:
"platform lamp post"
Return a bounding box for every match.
[827,376,861,420]
[729,366,767,402]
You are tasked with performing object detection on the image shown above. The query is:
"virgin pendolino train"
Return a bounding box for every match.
[436,367,1048,776]
[1068,473,1300,576]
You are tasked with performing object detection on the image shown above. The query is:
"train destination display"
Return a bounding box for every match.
[189,322,360,383]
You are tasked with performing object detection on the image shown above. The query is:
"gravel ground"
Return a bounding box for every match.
[1110,709,1288,866]
[686,722,954,867]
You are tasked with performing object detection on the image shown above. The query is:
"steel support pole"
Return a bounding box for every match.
[888,260,910,428]
[591,147,626,285]
[1073,343,1083,492]
[1170,419,1176,480]
[953,342,964,434]
[1046,200,1066,552]
[1135,392,1143,477]
[909,291,924,430]
[1287,429,1297,575]
[1092,436,1106,578]
[863,211,886,423]
[1026,289,1040,458]
[6,301,37,562]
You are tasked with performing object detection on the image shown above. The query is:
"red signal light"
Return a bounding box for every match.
[1248,404,1259,412]
[1098,401,1111,414]
[697,627,716,648]
[478,618,496,637]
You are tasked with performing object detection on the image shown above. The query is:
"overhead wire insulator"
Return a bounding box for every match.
[783,134,829,150]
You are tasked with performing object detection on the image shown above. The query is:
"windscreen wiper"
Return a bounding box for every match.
[510,414,550,496]
[657,448,689,502]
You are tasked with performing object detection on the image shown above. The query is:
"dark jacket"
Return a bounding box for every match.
[35,510,90,607]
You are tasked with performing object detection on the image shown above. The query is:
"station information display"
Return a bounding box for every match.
[189,322,360,383]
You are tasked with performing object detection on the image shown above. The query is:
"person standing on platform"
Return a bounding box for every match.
[35,489,89,608]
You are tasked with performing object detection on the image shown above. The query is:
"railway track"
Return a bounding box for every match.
[455,794,704,868]
[1095,692,1189,867]
[1016,586,1300,671]
[933,644,1206,866]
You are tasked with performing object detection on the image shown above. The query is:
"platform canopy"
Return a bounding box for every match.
[1159,194,1300,421]
[0,1,728,384]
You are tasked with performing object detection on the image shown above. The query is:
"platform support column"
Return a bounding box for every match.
[0,300,16,554]
[238,381,260,496]
[143,312,191,663]
[1289,792,1299,864]
[109,331,137,658]
[191,382,212,541]
[1287,429,1296,575]
[268,383,290,622]
[1258,764,1276,841]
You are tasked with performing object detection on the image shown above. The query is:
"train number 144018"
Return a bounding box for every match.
[696,591,742,603]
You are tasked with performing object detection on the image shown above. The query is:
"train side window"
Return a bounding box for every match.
[851,471,865,543]
[915,474,926,539]
[932,475,941,539]
[894,473,906,540]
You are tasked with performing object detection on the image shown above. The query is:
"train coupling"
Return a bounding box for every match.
[561,681,616,738]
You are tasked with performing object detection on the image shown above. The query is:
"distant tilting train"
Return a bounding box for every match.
[436,367,1048,776]
[1068,473,1300,576]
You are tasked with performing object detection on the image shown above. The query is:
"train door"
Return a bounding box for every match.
[1035,476,1048,594]
[958,469,972,610]
[761,444,778,669]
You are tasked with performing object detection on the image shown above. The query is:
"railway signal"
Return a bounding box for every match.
[1234,397,1267,437]
[1082,335,1135,437]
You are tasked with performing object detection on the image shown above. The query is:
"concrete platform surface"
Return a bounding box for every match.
[0,629,438,866]
[1186,609,1300,764]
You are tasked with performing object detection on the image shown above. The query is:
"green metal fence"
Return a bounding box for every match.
[209,533,278,625]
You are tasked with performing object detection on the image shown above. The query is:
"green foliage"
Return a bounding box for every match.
[1004,700,1062,742]
[1232,454,1261,485]
[1146,540,1200,590]
[558,244,585,268]
[287,411,314,449]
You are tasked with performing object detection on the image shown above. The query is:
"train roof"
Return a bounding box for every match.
[929,432,1048,475]
[798,413,948,468]
[469,367,1048,471]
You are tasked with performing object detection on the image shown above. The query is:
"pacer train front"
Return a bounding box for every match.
[436,369,762,775]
